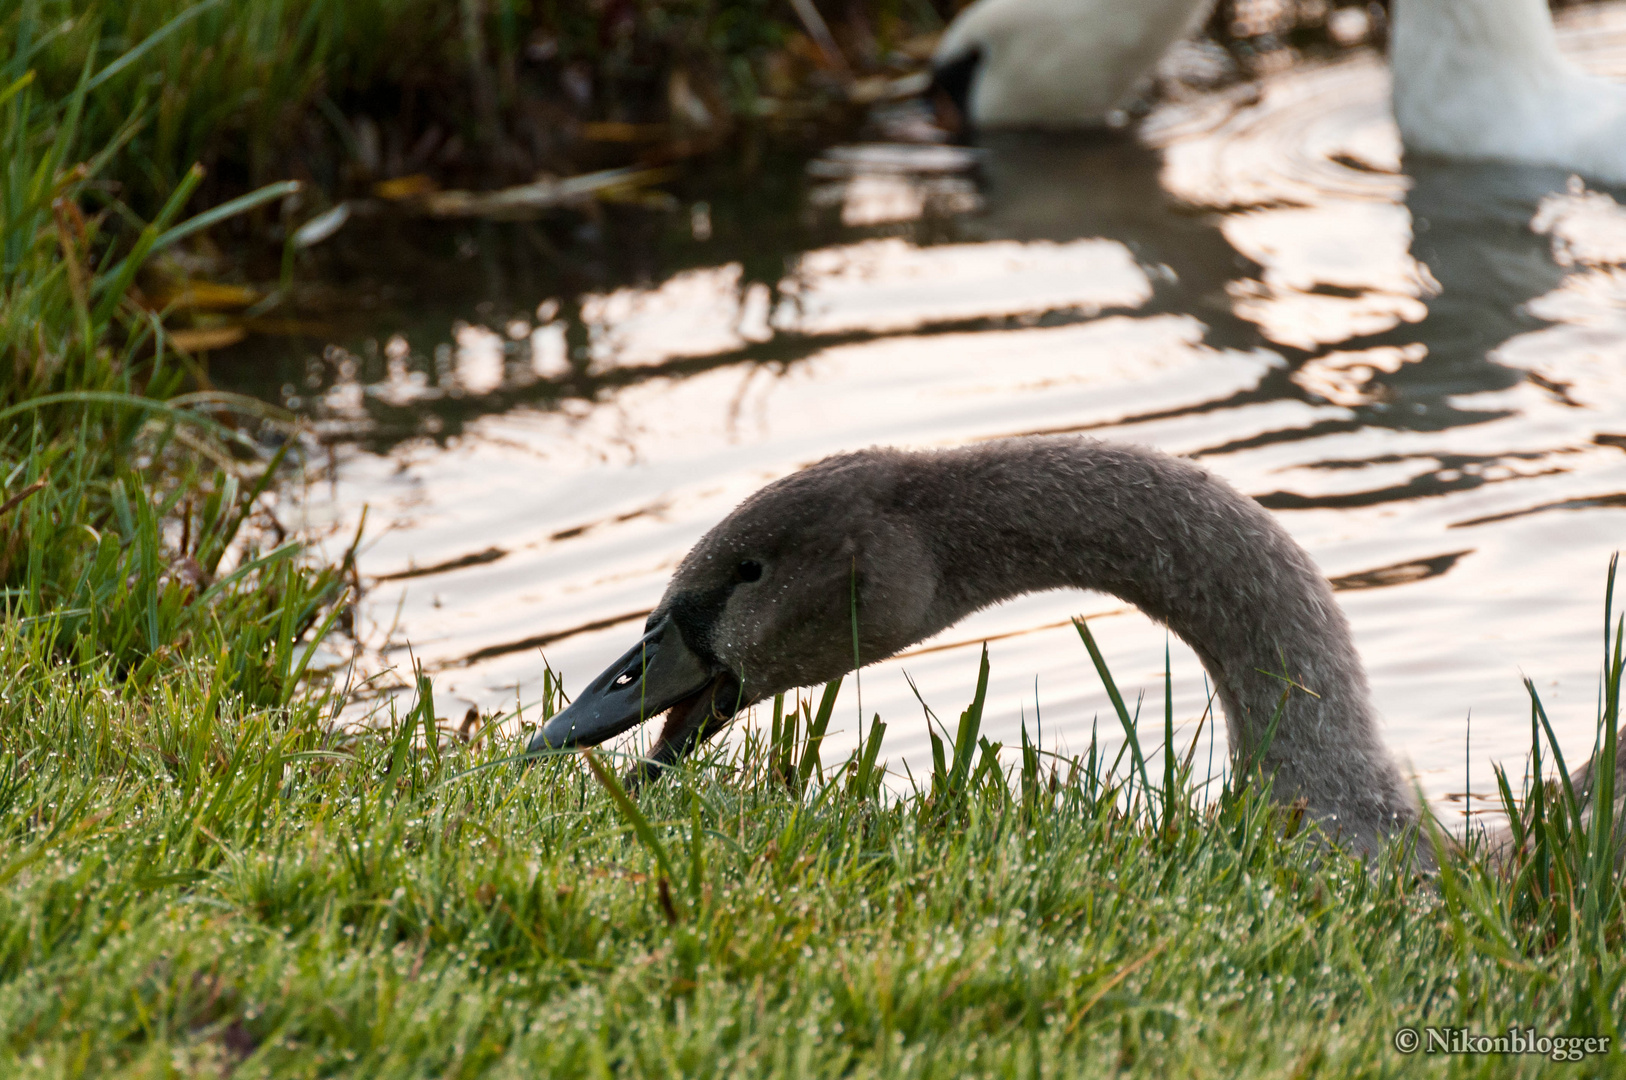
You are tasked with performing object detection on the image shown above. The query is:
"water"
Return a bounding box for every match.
[229,7,1626,819]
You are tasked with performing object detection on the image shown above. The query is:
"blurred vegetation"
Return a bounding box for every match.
[11,0,930,219]
[9,0,1422,226]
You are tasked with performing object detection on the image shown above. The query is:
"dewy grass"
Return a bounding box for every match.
[2,594,1624,1077]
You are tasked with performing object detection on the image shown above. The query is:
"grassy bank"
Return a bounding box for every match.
[3,6,348,680]
[0,622,1622,1076]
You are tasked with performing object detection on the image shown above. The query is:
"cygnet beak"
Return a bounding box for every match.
[526,615,721,755]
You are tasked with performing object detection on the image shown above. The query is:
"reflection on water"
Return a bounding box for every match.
[229,7,1626,821]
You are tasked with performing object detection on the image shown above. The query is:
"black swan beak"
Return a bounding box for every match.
[929,46,981,141]
[525,615,714,755]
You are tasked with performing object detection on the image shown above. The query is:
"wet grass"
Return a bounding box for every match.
[3,1,349,709]
[0,598,1623,1076]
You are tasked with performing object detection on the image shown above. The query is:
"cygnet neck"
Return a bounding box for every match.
[897,440,1418,854]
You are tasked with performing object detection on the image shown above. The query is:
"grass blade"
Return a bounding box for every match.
[1075,617,1149,796]
[582,748,685,920]
[796,677,842,794]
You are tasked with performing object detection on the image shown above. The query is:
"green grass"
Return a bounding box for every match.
[3,9,345,697]
[7,0,879,218]
[0,602,1622,1077]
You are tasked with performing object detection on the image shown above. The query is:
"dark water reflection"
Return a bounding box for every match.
[958,133,1267,352]
[1360,160,1570,406]
[221,15,1626,820]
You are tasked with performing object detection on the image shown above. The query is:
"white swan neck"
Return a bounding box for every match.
[1393,0,1563,66]
[937,0,1217,127]
[1389,0,1626,183]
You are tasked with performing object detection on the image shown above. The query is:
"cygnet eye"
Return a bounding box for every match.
[736,559,763,583]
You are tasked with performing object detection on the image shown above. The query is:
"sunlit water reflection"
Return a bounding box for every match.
[244,6,1626,824]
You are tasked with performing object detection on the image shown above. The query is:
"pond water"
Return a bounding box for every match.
[227,5,1626,822]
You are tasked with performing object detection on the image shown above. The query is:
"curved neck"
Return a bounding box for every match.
[900,440,1416,849]
[1398,0,1561,54]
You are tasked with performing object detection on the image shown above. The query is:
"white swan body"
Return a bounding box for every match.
[1391,0,1626,183]
[932,0,1217,128]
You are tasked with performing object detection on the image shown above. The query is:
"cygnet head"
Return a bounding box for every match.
[667,450,942,695]
[528,449,939,754]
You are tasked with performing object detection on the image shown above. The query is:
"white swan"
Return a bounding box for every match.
[930,0,1218,130]
[1391,0,1626,183]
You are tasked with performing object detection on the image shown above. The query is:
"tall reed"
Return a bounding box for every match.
[3,8,344,699]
